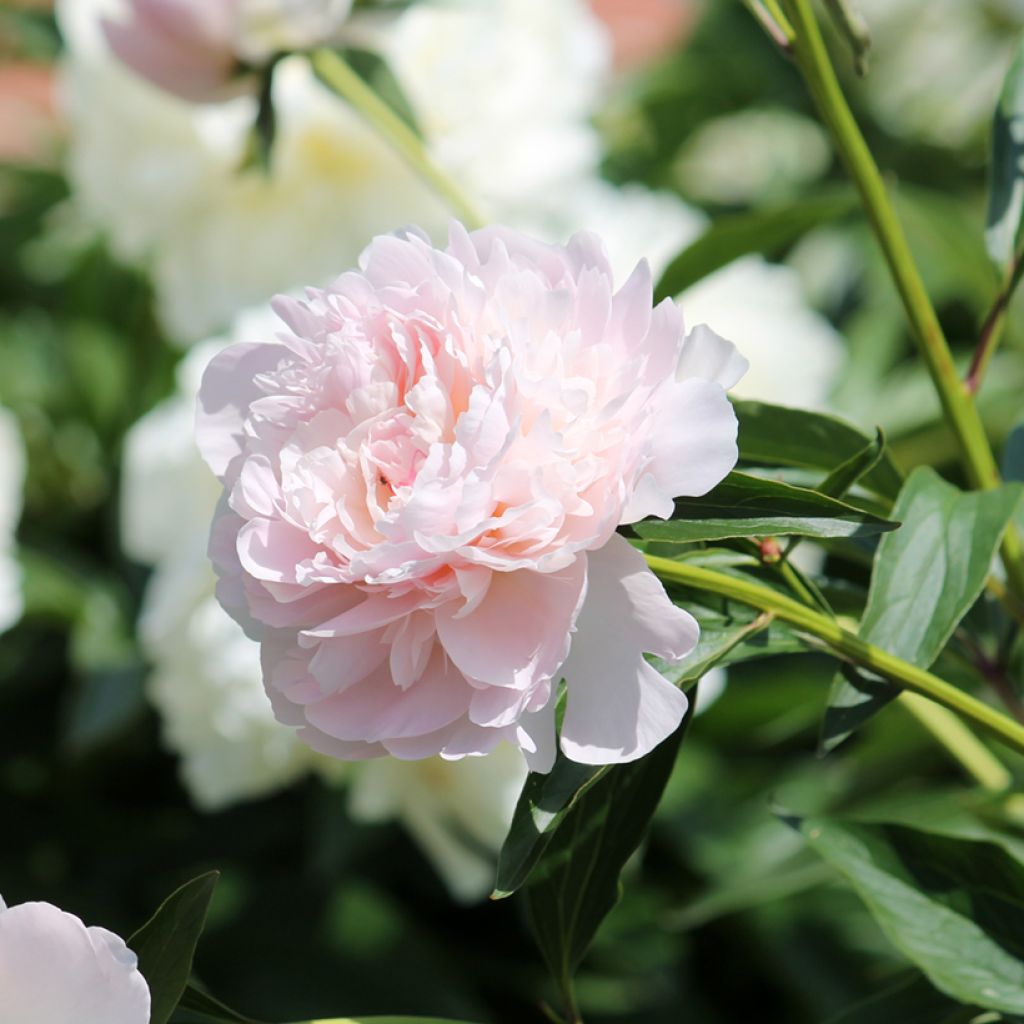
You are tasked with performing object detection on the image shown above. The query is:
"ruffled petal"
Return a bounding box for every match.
[559,534,694,764]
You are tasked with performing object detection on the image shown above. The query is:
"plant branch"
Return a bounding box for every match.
[965,247,1023,395]
[646,554,1024,770]
[311,48,486,230]
[776,0,1024,599]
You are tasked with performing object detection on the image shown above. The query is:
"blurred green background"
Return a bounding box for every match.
[3,1,1024,1021]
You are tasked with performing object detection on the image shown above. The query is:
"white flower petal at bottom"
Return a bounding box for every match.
[559,535,694,764]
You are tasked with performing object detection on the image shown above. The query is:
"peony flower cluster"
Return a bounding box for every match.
[0,895,150,1024]
[198,224,746,769]
[102,0,351,102]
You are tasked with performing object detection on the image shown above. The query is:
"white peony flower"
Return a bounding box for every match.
[57,0,609,343]
[0,895,150,1024]
[121,309,525,898]
[0,408,24,634]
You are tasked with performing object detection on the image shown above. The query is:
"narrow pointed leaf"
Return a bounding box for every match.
[524,698,697,982]
[633,472,898,544]
[128,871,219,1024]
[818,428,886,499]
[734,400,903,500]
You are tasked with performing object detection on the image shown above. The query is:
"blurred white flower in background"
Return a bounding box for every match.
[57,0,607,342]
[121,310,526,900]
[0,408,24,634]
[854,0,1024,148]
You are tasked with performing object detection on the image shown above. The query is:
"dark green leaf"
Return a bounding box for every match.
[524,700,696,985]
[818,428,886,499]
[821,467,1023,751]
[175,983,263,1023]
[820,664,900,755]
[823,971,969,1024]
[494,594,797,898]
[493,754,605,899]
[787,815,1024,1014]
[654,190,855,300]
[1004,419,1024,483]
[633,472,898,544]
[986,36,1024,271]
[734,400,904,500]
[129,872,220,1024]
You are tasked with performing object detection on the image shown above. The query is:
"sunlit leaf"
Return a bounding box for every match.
[633,472,898,544]
[734,400,903,500]
[821,467,1023,751]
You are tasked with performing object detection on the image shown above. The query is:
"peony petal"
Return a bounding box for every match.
[435,558,587,688]
[196,342,289,481]
[621,376,738,525]
[302,644,472,743]
[675,322,749,389]
[559,534,694,764]
[0,901,150,1024]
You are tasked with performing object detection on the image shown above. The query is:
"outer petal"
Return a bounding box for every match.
[621,376,738,523]
[559,534,694,765]
[196,341,289,481]
[0,901,150,1024]
[675,323,749,389]
[435,558,587,689]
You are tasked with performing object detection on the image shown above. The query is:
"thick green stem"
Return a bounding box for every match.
[778,0,1024,598]
[646,554,1024,770]
[311,49,486,230]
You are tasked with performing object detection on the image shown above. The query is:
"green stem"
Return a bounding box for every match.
[778,0,1024,598]
[310,48,486,230]
[897,693,1012,792]
[646,554,1024,769]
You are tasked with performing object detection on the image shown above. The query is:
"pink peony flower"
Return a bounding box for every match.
[0,895,150,1024]
[102,0,350,103]
[197,224,745,770]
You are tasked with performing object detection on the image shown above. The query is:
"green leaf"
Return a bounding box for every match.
[986,35,1024,271]
[632,472,899,544]
[1004,419,1024,483]
[493,596,798,899]
[823,971,969,1024]
[654,189,856,300]
[524,700,696,988]
[175,983,263,1022]
[821,467,1024,751]
[818,428,886,499]
[787,815,1024,1014]
[734,400,904,500]
[129,872,220,1024]
[493,753,606,899]
[859,468,1022,665]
